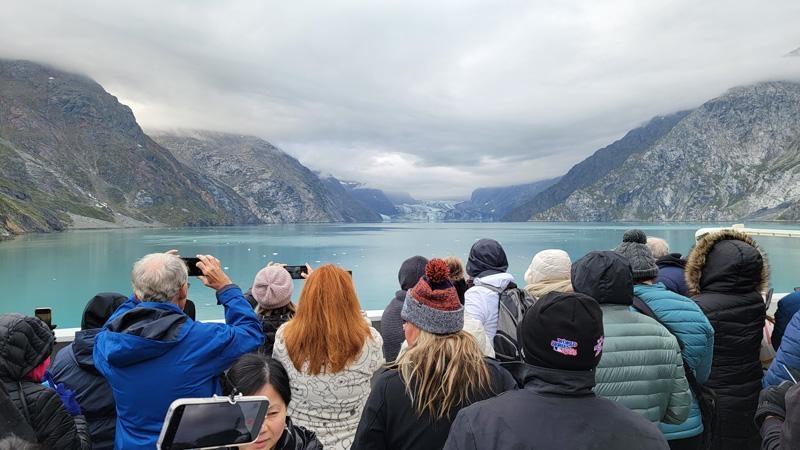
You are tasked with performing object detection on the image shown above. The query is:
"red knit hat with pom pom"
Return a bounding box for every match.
[401,259,464,334]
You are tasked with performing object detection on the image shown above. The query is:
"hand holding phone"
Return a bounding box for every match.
[180,257,203,277]
[284,265,309,280]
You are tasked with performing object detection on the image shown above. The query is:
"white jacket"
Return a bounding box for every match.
[464,272,515,341]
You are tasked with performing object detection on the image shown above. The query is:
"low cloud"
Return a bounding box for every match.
[1,0,799,199]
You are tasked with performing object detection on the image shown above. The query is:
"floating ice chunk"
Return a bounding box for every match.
[272,252,278,256]
[224,267,229,270]
[247,248,251,251]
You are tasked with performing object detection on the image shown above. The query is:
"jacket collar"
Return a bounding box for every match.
[523,364,596,396]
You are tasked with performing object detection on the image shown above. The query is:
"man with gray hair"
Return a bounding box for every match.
[93,253,262,450]
[647,236,690,296]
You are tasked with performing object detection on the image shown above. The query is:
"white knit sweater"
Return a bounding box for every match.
[272,324,384,449]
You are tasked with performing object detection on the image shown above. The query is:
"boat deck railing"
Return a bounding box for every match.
[50,295,787,356]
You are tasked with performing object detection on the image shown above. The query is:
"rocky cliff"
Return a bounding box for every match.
[152,131,382,223]
[0,60,260,236]
[503,111,689,221]
[536,81,800,221]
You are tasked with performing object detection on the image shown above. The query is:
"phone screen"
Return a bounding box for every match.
[35,308,52,327]
[161,398,267,450]
[180,257,203,277]
[284,265,308,279]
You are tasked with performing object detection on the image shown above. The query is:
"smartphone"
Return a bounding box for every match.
[180,257,203,277]
[157,396,269,450]
[284,265,308,279]
[34,307,52,328]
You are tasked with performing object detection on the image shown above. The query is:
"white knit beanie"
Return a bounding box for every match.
[524,249,572,286]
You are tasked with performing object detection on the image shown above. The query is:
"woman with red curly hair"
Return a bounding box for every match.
[352,259,516,450]
[272,264,383,450]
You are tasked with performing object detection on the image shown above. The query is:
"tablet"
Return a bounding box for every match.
[157,395,269,450]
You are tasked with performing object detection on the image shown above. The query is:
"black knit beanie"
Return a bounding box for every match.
[519,292,605,371]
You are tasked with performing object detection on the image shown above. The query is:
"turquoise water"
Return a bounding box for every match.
[2,222,799,328]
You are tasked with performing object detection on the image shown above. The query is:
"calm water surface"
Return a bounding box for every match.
[2,222,799,328]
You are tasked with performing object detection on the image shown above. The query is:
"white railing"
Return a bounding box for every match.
[54,309,386,343]
[53,295,788,345]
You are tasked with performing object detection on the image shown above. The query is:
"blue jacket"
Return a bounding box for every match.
[634,283,715,440]
[772,292,800,351]
[93,285,263,450]
[765,307,800,387]
[50,329,116,449]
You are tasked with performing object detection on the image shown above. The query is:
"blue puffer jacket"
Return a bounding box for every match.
[93,285,263,450]
[765,309,800,387]
[772,291,800,351]
[634,283,715,440]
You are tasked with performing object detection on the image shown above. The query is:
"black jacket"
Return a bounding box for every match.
[380,292,405,362]
[351,358,516,450]
[686,231,767,450]
[760,382,800,450]
[274,417,323,450]
[442,365,669,450]
[50,328,116,449]
[257,306,294,355]
[380,256,428,362]
[0,313,91,450]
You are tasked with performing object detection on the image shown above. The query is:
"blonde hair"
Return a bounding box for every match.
[394,330,493,421]
[283,265,371,375]
[524,279,573,299]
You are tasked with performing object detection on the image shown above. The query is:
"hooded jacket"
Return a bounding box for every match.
[351,358,515,450]
[50,329,116,449]
[0,313,91,450]
[771,291,800,351]
[656,253,689,296]
[765,303,800,388]
[571,252,691,425]
[49,292,127,450]
[442,365,669,450]
[93,285,263,450]
[633,282,715,440]
[381,256,428,362]
[686,230,767,450]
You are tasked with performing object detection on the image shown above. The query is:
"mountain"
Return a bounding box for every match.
[346,187,397,216]
[536,81,800,221]
[151,131,381,223]
[447,177,560,221]
[0,60,257,237]
[503,110,690,221]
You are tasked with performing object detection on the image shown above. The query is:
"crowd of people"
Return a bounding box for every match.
[1,227,799,449]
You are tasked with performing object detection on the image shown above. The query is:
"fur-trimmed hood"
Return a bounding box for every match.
[685,230,769,296]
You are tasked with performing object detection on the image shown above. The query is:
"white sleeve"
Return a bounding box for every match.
[464,288,487,325]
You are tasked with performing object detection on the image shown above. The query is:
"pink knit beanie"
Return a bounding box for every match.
[251,266,293,309]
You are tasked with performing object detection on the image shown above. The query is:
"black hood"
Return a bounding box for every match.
[72,328,101,373]
[699,240,764,294]
[0,313,54,381]
[571,251,634,306]
[656,253,686,269]
[81,292,127,330]
[466,238,509,278]
[398,256,428,291]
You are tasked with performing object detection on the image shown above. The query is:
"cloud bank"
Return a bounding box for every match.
[1,0,799,199]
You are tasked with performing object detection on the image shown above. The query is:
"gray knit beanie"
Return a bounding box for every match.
[614,229,659,281]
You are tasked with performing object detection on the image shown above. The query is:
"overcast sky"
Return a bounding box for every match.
[2,1,799,199]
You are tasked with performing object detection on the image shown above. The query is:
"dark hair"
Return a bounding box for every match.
[226,353,292,405]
